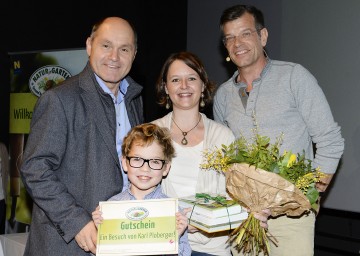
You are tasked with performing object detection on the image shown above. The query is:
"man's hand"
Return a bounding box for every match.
[253,209,271,229]
[75,221,97,254]
[316,173,334,192]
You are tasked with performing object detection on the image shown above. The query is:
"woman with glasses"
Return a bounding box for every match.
[92,123,192,256]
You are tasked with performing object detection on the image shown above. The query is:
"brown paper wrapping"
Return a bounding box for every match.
[225,163,311,217]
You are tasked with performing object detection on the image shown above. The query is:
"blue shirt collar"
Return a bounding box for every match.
[95,74,129,103]
[126,184,162,200]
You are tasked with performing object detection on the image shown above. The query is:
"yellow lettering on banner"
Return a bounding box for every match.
[14,61,21,69]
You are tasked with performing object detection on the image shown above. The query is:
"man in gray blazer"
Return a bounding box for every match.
[20,17,143,255]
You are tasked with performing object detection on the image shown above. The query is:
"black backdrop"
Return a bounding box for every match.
[0,0,188,146]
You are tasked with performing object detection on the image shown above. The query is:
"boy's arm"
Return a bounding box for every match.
[176,209,192,255]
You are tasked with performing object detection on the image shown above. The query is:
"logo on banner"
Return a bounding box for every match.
[29,65,71,97]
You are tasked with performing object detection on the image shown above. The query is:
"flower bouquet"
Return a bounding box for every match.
[200,132,324,255]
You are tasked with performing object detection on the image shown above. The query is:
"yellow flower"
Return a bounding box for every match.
[200,130,323,256]
[200,133,321,206]
[287,154,297,167]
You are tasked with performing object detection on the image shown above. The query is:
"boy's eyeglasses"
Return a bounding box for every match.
[126,156,166,170]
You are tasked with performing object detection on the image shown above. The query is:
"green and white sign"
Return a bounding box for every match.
[97,198,179,256]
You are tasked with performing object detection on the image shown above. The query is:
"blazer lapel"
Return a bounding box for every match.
[79,65,120,166]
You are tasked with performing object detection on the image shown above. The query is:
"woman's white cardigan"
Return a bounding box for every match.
[152,112,235,256]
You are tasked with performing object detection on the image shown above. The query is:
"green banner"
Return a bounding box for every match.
[6,49,87,231]
[9,93,37,134]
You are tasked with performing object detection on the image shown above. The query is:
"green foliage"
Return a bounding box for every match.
[202,132,323,208]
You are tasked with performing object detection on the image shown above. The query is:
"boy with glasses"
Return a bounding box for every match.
[92,123,191,255]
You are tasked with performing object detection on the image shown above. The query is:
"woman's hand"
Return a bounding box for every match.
[187,224,200,233]
[180,207,200,234]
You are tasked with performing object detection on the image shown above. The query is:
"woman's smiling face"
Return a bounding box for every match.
[165,60,204,111]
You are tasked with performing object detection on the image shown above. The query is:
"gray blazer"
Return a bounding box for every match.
[20,62,143,256]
